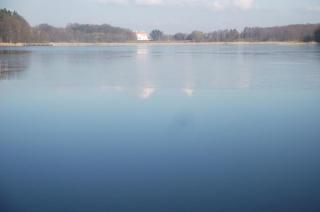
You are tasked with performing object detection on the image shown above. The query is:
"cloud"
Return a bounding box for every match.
[96,0,128,5]
[97,0,255,10]
[232,0,254,10]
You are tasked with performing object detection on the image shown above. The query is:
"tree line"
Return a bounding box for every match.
[0,9,136,43]
[0,9,31,42]
[32,23,136,42]
[1,8,320,43]
[150,25,320,42]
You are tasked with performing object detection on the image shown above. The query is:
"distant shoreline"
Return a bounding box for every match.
[0,41,318,47]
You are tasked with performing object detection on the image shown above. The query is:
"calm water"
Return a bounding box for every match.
[1,44,320,212]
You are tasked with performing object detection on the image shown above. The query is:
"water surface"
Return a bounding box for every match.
[1,44,320,212]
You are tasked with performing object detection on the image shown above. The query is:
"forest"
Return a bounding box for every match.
[1,8,320,43]
[152,25,320,42]
[0,9,136,43]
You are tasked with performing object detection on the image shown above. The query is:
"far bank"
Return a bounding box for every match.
[1,41,319,47]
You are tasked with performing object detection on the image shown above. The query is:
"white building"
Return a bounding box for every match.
[135,31,150,41]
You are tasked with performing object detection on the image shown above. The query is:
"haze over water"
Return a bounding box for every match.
[1,44,320,212]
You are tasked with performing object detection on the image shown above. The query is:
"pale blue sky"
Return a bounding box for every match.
[1,0,320,33]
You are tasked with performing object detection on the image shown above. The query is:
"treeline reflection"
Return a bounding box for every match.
[0,50,30,80]
[2,45,319,96]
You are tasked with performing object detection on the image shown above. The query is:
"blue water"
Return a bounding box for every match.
[1,44,320,212]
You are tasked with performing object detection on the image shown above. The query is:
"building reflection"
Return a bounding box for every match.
[138,86,155,99]
[135,46,156,99]
[136,46,149,59]
[93,45,253,99]
[0,50,30,80]
[182,87,194,97]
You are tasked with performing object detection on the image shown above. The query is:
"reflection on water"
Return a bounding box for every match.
[138,86,155,99]
[1,44,320,212]
[182,87,194,96]
[0,50,30,80]
[136,45,149,58]
[1,44,318,93]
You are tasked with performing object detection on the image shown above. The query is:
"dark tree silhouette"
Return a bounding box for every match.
[0,8,31,42]
[240,24,320,42]
[150,30,164,41]
[314,28,320,43]
[0,8,136,43]
[173,33,188,41]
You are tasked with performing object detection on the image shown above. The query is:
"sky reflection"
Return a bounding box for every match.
[1,44,319,96]
[1,44,320,212]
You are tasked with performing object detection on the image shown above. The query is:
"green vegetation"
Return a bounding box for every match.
[1,8,320,43]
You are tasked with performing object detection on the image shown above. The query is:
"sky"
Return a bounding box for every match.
[1,0,320,33]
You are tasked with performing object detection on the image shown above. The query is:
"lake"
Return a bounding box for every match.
[1,44,320,212]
